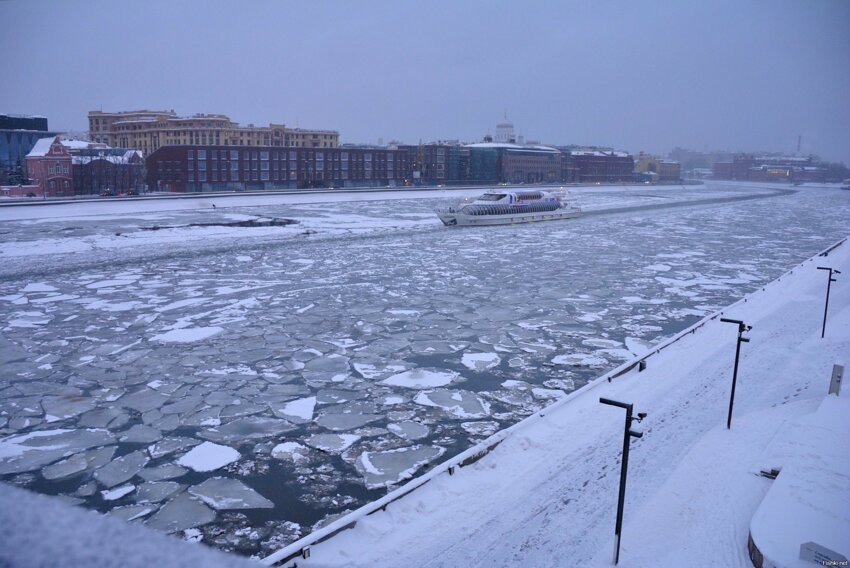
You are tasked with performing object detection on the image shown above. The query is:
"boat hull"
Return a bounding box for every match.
[435,207,581,227]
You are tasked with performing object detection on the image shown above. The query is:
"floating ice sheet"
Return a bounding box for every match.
[381,369,459,389]
[414,390,490,419]
[356,445,445,489]
[145,492,216,533]
[461,352,501,371]
[188,477,273,510]
[176,442,240,472]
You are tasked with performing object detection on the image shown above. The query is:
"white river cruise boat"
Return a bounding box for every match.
[435,189,581,227]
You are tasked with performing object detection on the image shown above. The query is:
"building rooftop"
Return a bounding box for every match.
[27,137,110,157]
[465,142,558,152]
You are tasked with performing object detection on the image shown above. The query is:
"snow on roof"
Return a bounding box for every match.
[465,142,558,153]
[26,137,60,157]
[112,118,160,125]
[27,138,112,157]
[571,149,630,157]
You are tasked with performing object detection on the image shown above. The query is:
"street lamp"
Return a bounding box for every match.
[816,267,841,338]
[720,318,752,429]
[599,397,647,565]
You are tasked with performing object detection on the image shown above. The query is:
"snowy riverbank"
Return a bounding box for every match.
[270,238,849,567]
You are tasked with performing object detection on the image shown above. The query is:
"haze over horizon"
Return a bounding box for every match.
[2,0,849,163]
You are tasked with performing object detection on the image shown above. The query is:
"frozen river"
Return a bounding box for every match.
[0,182,847,556]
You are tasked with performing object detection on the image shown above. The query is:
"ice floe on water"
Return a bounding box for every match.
[145,492,216,533]
[387,421,430,440]
[305,433,360,453]
[355,445,445,489]
[381,369,459,388]
[461,421,501,438]
[176,442,240,472]
[94,450,149,488]
[0,429,115,475]
[551,353,609,367]
[271,442,310,462]
[269,396,316,423]
[188,477,273,510]
[461,352,501,371]
[149,326,224,343]
[414,390,490,419]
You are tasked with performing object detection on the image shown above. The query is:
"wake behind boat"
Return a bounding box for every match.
[435,189,581,227]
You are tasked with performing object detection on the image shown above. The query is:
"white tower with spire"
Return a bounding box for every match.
[495,109,515,144]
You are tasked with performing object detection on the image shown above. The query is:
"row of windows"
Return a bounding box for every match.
[47,163,70,175]
[184,167,398,183]
[184,149,398,163]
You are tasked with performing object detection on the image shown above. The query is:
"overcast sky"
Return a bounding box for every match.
[2,0,849,162]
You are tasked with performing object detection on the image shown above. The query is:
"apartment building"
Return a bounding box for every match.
[88,110,339,156]
[146,144,407,192]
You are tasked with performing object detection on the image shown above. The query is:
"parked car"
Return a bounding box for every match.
[100,189,115,197]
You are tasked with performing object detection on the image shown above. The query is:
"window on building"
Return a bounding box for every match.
[261,161,269,171]
[231,170,239,182]
[261,171,269,181]
[365,153,372,162]
[199,171,206,182]
[188,150,194,160]
[197,150,206,160]
[198,162,207,171]
[289,151,296,160]
[260,151,269,160]
[231,150,238,160]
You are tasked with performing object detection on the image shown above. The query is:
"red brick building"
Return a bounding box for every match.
[146,145,408,192]
[567,150,635,183]
[712,154,828,182]
[26,136,145,196]
[25,136,73,197]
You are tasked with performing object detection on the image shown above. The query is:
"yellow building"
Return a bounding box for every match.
[636,152,681,182]
[88,110,338,156]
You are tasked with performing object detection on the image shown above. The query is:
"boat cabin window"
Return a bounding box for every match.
[516,192,542,201]
[478,193,507,201]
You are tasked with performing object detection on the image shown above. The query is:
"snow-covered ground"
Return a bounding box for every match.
[0,182,848,558]
[274,234,850,568]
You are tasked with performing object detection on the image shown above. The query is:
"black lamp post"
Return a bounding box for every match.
[599,397,647,565]
[720,318,752,429]
[816,267,840,338]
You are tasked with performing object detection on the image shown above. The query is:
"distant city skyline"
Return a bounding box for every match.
[2,0,849,163]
